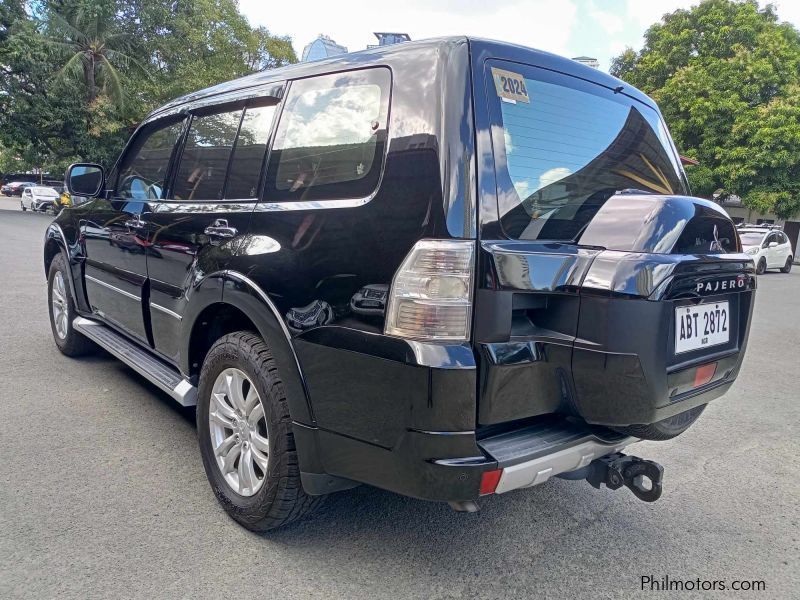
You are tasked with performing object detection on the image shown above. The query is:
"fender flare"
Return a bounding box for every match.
[180,270,315,426]
[43,222,85,310]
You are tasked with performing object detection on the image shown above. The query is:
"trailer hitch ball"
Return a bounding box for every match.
[586,453,664,502]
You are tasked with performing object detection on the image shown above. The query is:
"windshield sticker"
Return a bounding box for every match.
[491,68,530,103]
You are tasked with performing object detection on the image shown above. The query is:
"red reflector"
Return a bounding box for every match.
[693,363,717,388]
[479,469,503,495]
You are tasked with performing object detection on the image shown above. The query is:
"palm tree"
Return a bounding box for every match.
[45,9,146,108]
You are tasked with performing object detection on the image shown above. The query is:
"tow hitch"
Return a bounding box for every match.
[560,452,664,502]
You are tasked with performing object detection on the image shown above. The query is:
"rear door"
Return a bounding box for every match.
[83,116,186,342]
[142,97,281,364]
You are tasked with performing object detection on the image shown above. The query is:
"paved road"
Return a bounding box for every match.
[0,202,797,599]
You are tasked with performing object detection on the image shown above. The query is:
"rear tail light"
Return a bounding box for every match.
[384,239,475,341]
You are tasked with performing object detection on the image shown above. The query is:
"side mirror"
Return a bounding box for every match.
[66,163,105,198]
[768,241,778,248]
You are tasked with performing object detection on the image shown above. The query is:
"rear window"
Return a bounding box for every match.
[487,62,688,241]
[264,68,391,202]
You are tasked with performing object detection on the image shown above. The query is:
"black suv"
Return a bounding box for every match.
[45,37,755,531]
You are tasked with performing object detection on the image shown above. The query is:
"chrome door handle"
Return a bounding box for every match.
[124,215,147,229]
[204,219,238,238]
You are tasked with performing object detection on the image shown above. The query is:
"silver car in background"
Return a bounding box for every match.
[20,186,60,212]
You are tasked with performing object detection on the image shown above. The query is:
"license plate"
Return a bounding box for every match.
[675,302,730,354]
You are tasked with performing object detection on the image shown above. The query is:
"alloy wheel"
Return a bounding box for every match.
[208,368,270,497]
[51,271,69,339]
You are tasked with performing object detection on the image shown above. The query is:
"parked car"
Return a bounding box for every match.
[738,226,794,274]
[43,37,756,531]
[2,181,35,196]
[20,186,60,212]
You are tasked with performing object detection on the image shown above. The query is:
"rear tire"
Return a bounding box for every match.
[20,202,26,211]
[611,404,706,441]
[47,254,96,357]
[781,257,793,273]
[197,331,324,531]
[756,257,767,275]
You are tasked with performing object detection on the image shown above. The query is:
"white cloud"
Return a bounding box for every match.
[623,0,697,29]
[239,0,578,59]
[240,0,800,75]
[589,1,625,35]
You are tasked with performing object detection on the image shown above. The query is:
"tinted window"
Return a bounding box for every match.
[172,110,242,201]
[487,62,688,241]
[116,119,185,200]
[265,68,391,202]
[225,104,277,198]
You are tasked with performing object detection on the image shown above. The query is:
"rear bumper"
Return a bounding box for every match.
[296,416,631,502]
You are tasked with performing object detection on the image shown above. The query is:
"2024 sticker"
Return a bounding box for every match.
[491,67,530,103]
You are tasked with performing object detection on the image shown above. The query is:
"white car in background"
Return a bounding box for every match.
[738,226,794,274]
[20,186,60,212]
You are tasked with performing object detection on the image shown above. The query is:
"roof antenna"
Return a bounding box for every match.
[613,85,624,94]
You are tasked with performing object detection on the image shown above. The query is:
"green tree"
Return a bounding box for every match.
[611,0,800,219]
[0,0,297,175]
[45,6,145,108]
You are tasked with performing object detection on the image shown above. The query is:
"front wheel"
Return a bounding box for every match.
[47,254,95,356]
[756,257,767,275]
[197,331,324,531]
[20,202,26,211]
[781,256,793,273]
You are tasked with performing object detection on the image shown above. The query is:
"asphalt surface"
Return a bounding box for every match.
[0,199,798,599]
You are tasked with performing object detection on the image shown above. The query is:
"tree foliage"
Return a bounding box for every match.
[611,0,800,219]
[0,0,296,175]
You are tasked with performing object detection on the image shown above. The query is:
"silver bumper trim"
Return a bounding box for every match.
[495,436,635,494]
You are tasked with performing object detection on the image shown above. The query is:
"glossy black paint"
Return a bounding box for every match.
[44,37,756,503]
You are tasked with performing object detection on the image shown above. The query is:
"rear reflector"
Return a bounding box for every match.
[479,469,503,495]
[693,362,717,388]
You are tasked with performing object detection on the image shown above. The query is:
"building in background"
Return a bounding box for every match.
[301,35,348,62]
[368,32,411,48]
[572,56,600,69]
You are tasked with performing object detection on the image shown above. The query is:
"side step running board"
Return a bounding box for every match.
[73,317,197,407]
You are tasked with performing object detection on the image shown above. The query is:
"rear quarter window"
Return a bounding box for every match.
[264,68,391,202]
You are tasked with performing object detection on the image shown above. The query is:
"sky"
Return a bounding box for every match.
[239,0,800,71]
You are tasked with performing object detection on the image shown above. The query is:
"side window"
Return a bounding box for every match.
[225,104,277,199]
[265,68,391,202]
[116,119,186,200]
[764,234,775,247]
[172,110,243,201]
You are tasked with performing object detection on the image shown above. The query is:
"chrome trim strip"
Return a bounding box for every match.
[253,197,374,212]
[84,274,140,301]
[73,317,197,407]
[494,437,636,494]
[150,302,183,321]
[408,429,475,436]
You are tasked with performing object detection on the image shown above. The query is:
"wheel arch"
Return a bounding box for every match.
[181,271,314,426]
[43,222,85,310]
